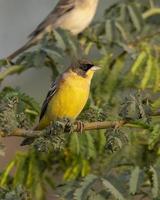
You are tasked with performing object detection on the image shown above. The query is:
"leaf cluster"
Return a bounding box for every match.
[0,185,30,200]
[0,87,39,127]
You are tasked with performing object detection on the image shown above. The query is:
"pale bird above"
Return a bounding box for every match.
[7,0,99,61]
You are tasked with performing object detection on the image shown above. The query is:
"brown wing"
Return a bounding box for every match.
[29,0,75,38]
[39,79,59,120]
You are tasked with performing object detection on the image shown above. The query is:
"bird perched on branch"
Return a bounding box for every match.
[36,60,100,130]
[21,60,100,145]
[7,0,99,61]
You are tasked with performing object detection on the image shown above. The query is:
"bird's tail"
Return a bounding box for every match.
[7,37,38,61]
[20,125,39,146]
[20,137,36,146]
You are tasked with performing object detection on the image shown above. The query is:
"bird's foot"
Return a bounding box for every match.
[64,118,74,133]
[75,120,84,134]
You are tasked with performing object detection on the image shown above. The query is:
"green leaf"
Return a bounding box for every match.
[154,58,160,92]
[13,153,29,186]
[105,19,115,43]
[34,182,45,200]
[69,133,80,155]
[65,33,79,57]
[42,48,63,59]
[85,134,96,159]
[127,4,144,32]
[141,54,153,89]
[129,166,140,195]
[45,176,55,190]
[53,30,66,50]
[131,51,147,74]
[74,174,98,200]
[101,178,126,200]
[149,166,159,198]
[120,4,127,22]
[64,161,81,180]
[19,91,40,114]
[0,160,16,186]
[148,124,160,150]
[115,21,128,42]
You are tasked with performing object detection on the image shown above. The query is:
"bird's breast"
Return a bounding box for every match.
[58,1,98,34]
[47,75,90,120]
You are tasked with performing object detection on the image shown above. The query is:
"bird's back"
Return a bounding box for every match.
[29,0,99,37]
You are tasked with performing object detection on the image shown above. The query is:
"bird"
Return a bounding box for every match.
[36,60,100,130]
[21,60,100,145]
[7,0,99,61]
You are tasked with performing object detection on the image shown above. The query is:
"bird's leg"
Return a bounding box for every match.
[64,119,74,133]
[75,120,84,134]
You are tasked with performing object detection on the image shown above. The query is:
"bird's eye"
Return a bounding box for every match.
[83,65,89,71]
[80,63,94,72]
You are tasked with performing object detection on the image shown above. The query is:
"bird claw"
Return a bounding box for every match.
[75,121,84,134]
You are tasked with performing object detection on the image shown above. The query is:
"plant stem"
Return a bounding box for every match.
[143,8,160,19]
[0,119,150,139]
[0,65,25,82]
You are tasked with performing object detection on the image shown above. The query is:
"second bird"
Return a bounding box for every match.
[7,0,99,61]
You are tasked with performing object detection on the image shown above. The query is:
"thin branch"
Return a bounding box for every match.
[0,119,150,139]
[0,65,25,82]
[0,108,159,141]
[151,110,160,117]
[83,120,127,131]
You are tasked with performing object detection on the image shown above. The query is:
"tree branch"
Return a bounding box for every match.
[0,65,25,82]
[0,119,151,139]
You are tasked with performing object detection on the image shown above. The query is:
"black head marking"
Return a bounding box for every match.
[79,63,94,72]
[71,60,95,77]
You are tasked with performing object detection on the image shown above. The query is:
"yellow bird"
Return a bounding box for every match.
[21,61,99,145]
[35,60,100,131]
[21,60,99,145]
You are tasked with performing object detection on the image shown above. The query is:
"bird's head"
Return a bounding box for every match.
[72,60,100,79]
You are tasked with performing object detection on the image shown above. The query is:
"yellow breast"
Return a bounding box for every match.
[36,71,91,130]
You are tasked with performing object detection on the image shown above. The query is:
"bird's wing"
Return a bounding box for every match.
[39,79,59,121]
[29,0,76,38]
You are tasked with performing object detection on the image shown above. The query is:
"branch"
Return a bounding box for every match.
[0,110,160,141]
[0,65,25,82]
[0,119,150,139]
[0,120,126,139]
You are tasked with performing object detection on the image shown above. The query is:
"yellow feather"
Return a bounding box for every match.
[36,69,94,130]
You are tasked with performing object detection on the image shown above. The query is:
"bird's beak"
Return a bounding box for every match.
[91,66,101,71]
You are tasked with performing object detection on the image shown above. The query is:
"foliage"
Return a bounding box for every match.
[0,186,30,200]
[0,0,160,199]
